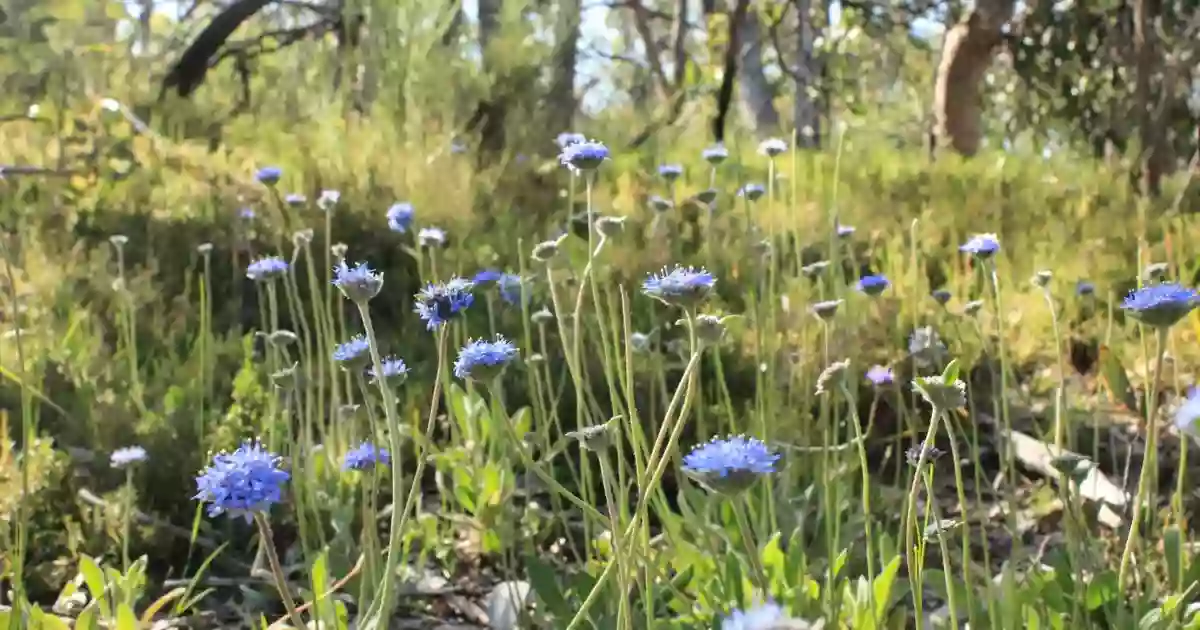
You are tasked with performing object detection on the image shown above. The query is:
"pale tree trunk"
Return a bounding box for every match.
[931,0,1016,156]
[737,8,781,135]
[547,0,580,132]
[792,0,822,148]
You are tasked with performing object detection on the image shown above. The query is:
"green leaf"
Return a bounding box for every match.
[941,359,961,385]
[1164,526,1183,589]
[1085,572,1118,611]
[79,556,109,615]
[115,604,138,630]
[873,556,902,622]
[1098,345,1139,413]
[524,554,570,619]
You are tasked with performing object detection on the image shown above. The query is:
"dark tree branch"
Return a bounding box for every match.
[626,86,693,149]
[161,0,277,98]
[712,0,751,142]
[210,22,328,66]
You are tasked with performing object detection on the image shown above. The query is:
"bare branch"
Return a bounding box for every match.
[669,0,690,87]
[624,0,673,97]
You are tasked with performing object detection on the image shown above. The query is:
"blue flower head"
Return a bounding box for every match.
[722,602,787,630]
[194,441,290,520]
[758,138,788,157]
[239,207,256,220]
[559,140,609,173]
[454,336,519,381]
[111,446,147,469]
[368,356,409,385]
[498,273,524,306]
[837,224,856,238]
[739,183,765,202]
[702,144,728,165]
[866,365,894,386]
[318,189,340,211]
[343,441,391,472]
[658,164,683,181]
[857,274,890,296]
[642,265,716,308]
[332,335,371,369]
[1121,282,1199,328]
[683,435,779,494]
[556,132,586,148]
[246,256,289,282]
[255,166,282,186]
[931,288,952,305]
[1076,280,1096,296]
[387,202,415,233]
[960,233,1000,258]
[414,278,475,329]
[648,194,673,212]
[418,227,446,248]
[332,261,384,303]
[1176,387,1200,438]
[284,193,307,207]
[473,269,504,286]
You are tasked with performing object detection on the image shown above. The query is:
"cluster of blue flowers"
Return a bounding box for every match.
[414,278,475,329]
[194,441,290,521]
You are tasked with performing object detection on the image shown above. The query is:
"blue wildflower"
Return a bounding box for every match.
[239,207,256,220]
[658,164,683,181]
[556,132,587,148]
[387,202,415,233]
[1077,281,1096,296]
[111,446,147,469]
[454,336,519,381]
[739,183,765,202]
[866,365,894,386]
[702,144,728,165]
[643,266,716,308]
[246,256,289,281]
[960,233,1000,258]
[418,227,446,248]
[343,441,390,472]
[450,139,468,154]
[683,435,779,494]
[1175,387,1200,438]
[414,278,474,329]
[811,299,842,320]
[837,224,856,238]
[194,441,290,520]
[284,193,307,207]
[559,140,609,172]
[498,274,524,306]
[368,356,409,385]
[473,269,504,286]
[931,289,952,304]
[255,166,282,186]
[332,335,370,368]
[758,138,788,157]
[857,274,890,296]
[332,261,384,303]
[1120,282,1199,328]
[722,602,788,630]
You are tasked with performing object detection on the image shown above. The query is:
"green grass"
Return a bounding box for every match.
[3,88,1200,630]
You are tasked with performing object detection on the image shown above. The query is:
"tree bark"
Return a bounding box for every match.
[670,0,689,87]
[931,0,1016,156]
[737,8,781,135]
[1133,0,1165,196]
[792,0,822,148]
[547,0,581,132]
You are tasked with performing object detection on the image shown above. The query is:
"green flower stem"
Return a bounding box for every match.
[121,468,133,575]
[1117,326,1169,591]
[358,310,446,624]
[905,405,943,630]
[597,453,632,629]
[253,514,305,630]
[566,350,702,630]
[939,411,976,627]
[839,383,877,625]
[731,497,769,593]
[923,471,960,630]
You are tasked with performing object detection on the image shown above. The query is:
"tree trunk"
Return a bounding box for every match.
[792,0,822,148]
[669,0,689,87]
[931,0,1016,156]
[737,9,780,135]
[1133,0,1165,196]
[547,0,580,133]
